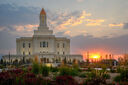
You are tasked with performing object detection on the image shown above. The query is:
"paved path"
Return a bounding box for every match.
[106,73,120,84]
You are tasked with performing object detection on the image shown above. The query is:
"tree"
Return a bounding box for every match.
[0,59,3,64]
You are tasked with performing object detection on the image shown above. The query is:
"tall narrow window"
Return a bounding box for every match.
[57,52,59,54]
[63,43,65,48]
[28,43,31,48]
[29,52,31,55]
[57,43,59,48]
[43,41,45,47]
[63,52,65,55]
[23,43,25,48]
[47,42,48,47]
[23,52,25,55]
[40,42,42,47]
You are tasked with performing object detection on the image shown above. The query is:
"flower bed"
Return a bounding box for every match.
[1,62,126,85]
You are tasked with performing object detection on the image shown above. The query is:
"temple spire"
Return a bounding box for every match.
[34,8,53,36]
[40,8,46,15]
[39,8,47,27]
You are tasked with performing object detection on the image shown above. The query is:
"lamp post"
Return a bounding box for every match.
[9,52,10,66]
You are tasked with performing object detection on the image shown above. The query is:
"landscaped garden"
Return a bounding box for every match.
[0,58,128,85]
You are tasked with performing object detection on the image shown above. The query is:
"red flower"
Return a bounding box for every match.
[56,75,78,85]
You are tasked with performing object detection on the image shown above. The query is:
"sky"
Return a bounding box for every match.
[0,0,128,57]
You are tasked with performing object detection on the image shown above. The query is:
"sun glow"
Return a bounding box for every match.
[91,55,100,59]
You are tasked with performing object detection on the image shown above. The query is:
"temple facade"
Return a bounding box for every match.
[2,8,83,65]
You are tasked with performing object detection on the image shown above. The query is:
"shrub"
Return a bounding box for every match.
[116,67,122,73]
[40,65,49,77]
[84,70,110,85]
[0,72,16,85]
[114,75,121,82]
[0,68,52,85]
[59,66,79,76]
[24,73,36,78]
[32,62,40,74]
[24,77,38,85]
[56,75,78,85]
[84,77,106,85]
[102,73,110,79]
[70,68,79,76]
[50,67,59,72]
[59,66,71,76]
[79,72,87,78]
[114,69,128,82]
[53,72,59,80]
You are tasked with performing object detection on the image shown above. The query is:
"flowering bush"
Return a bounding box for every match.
[0,71,15,85]
[24,73,36,78]
[56,75,78,85]
[84,70,110,85]
[0,69,50,85]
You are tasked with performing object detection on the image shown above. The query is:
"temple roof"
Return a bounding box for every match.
[40,8,46,15]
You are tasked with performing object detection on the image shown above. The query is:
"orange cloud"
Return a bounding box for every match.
[9,24,38,36]
[64,31,71,35]
[72,11,91,26]
[56,11,91,30]
[85,19,105,26]
[13,24,38,32]
[86,23,101,26]
[109,23,123,27]
[13,25,24,31]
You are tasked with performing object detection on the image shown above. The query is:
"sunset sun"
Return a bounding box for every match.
[91,54,100,59]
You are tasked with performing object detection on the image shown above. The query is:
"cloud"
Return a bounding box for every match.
[55,11,91,30]
[0,24,38,37]
[109,23,123,27]
[71,34,128,55]
[0,4,39,26]
[64,31,71,35]
[0,24,38,54]
[85,19,105,26]
[1,3,128,55]
[13,24,38,32]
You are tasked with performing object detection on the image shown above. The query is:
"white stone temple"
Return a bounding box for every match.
[2,8,83,65]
